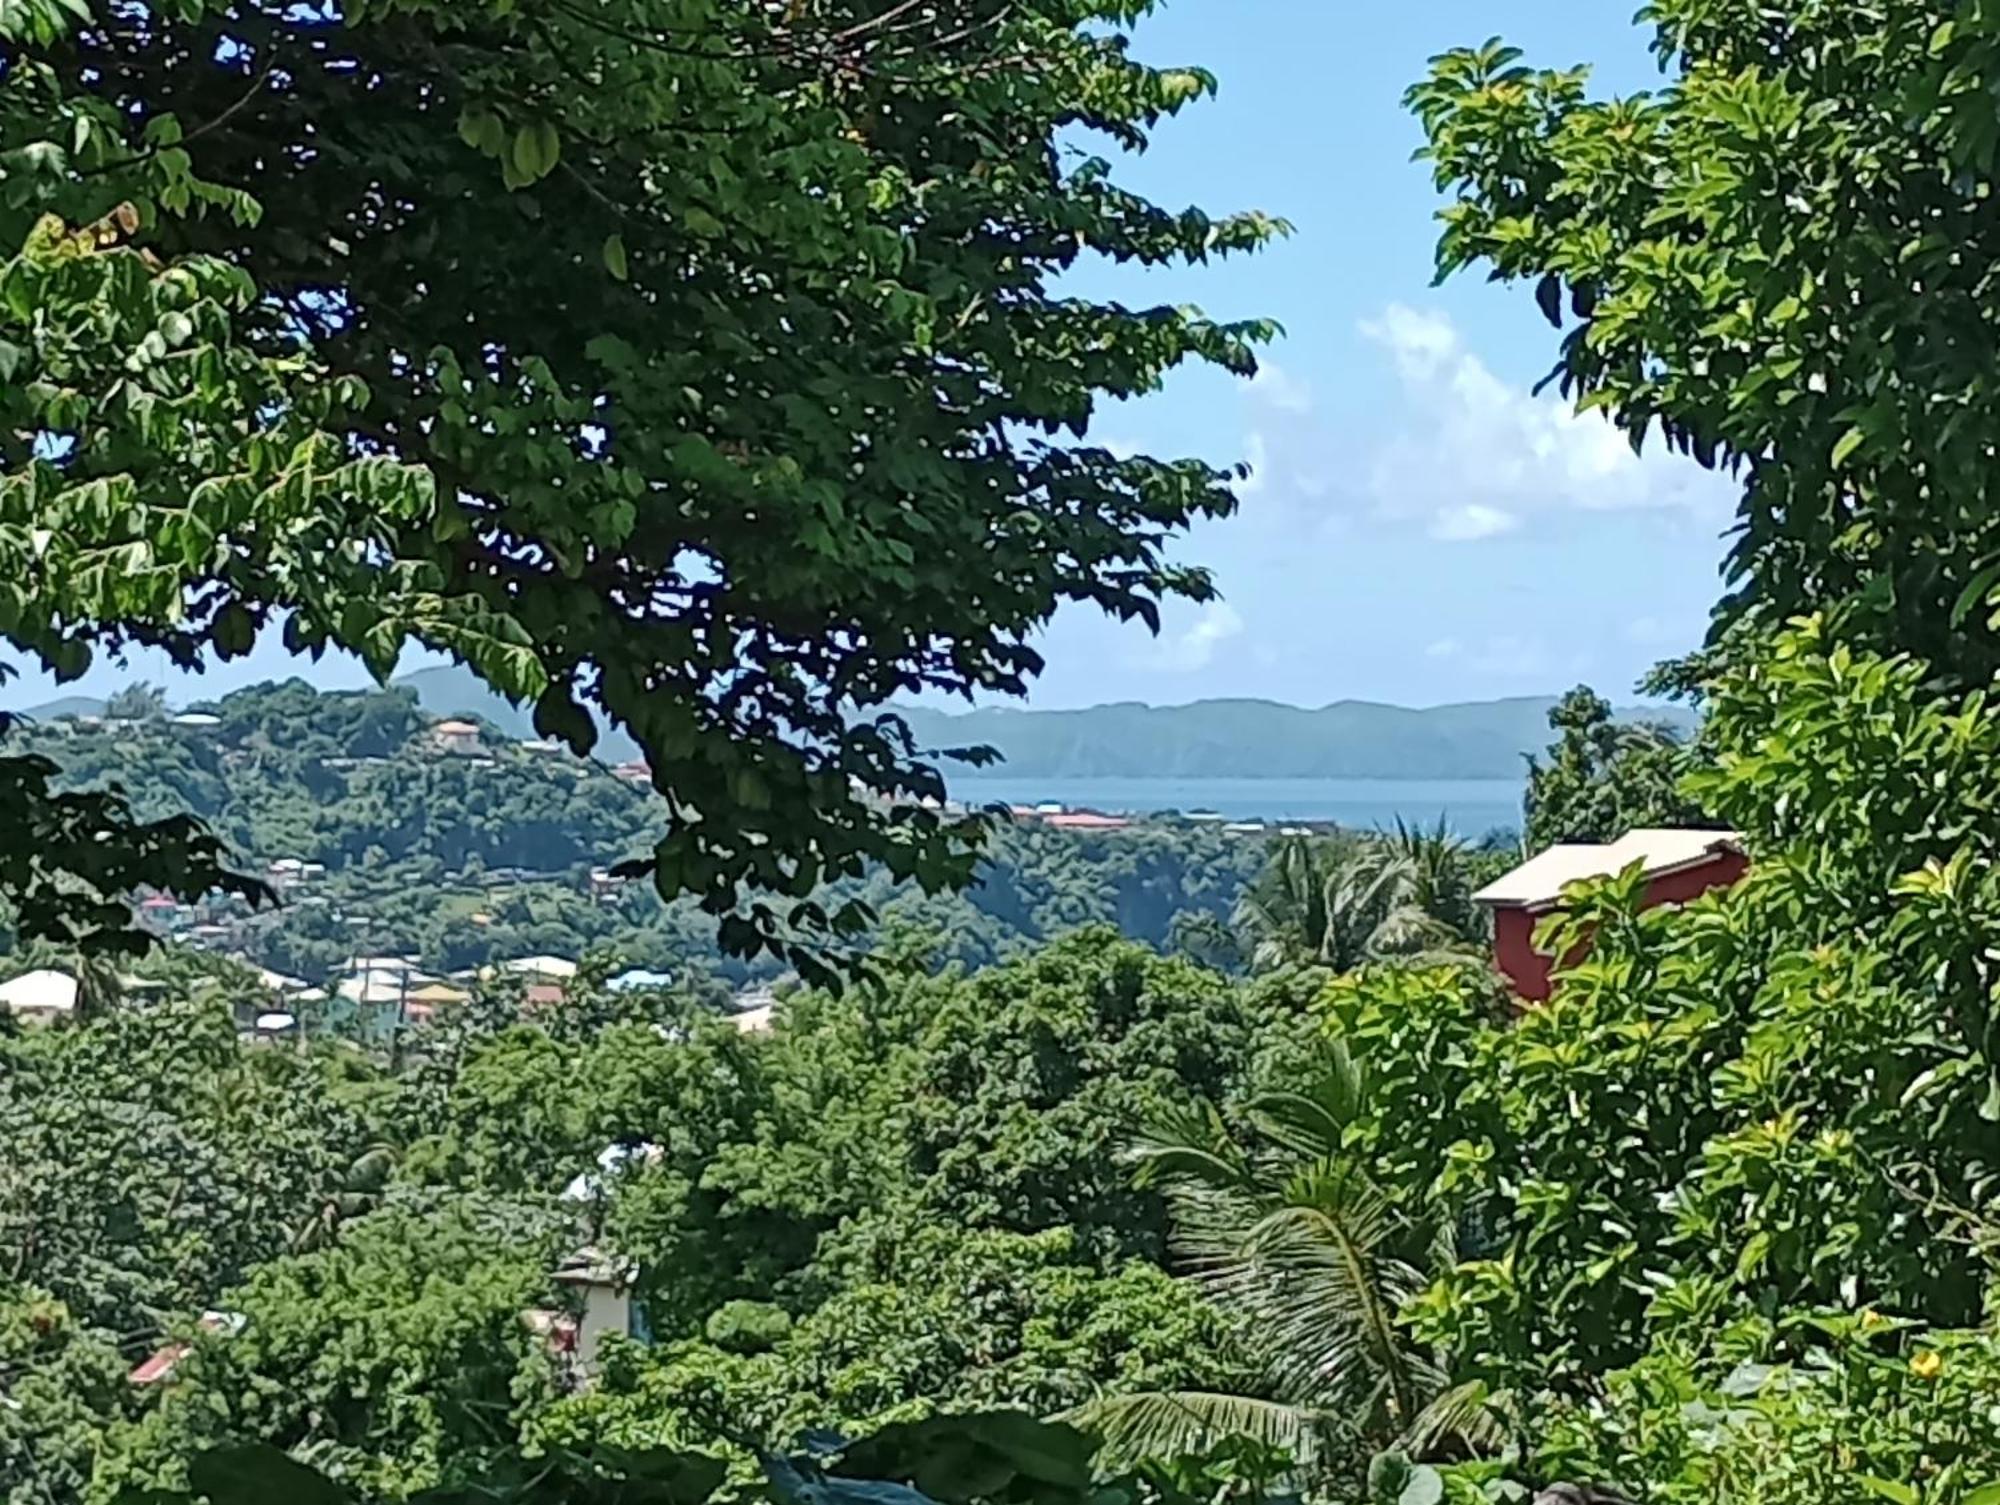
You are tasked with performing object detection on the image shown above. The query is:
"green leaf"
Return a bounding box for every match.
[1963,1486,2000,1505]
[603,232,629,281]
[1830,426,1866,468]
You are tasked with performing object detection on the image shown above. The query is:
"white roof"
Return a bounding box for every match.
[501,954,578,980]
[337,976,414,1005]
[253,1011,296,1033]
[1473,828,1742,909]
[256,967,308,992]
[732,1002,777,1036]
[0,969,77,1016]
[171,712,221,727]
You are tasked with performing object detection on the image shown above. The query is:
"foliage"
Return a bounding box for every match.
[4,0,1278,973]
[103,1202,565,1502]
[1409,4,2000,685]
[1520,690,1711,850]
[0,1286,142,1505]
[1079,1038,1497,1486]
[1230,826,1495,976]
[1527,1316,2000,1504]
[0,996,383,1335]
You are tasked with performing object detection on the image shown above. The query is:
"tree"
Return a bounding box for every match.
[104,684,168,723]
[1521,689,1710,849]
[1072,1040,1492,1490]
[1408,8,2000,687]
[3,0,1279,972]
[1230,830,1482,975]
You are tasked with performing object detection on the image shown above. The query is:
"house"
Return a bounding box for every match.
[405,980,471,1009]
[430,718,482,754]
[550,1248,643,1379]
[0,969,78,1026]
[170,712,221,730]
[607,967,674,993]
[1473,828,1747,1001]
[612,759,652,785]
[500,954,578,982]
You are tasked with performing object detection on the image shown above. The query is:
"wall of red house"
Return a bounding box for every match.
[1492,850,1749,1002]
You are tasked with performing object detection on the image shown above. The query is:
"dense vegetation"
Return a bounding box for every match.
[15,1,2000,1504]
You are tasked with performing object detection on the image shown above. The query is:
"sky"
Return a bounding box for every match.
[3,1,1732,715]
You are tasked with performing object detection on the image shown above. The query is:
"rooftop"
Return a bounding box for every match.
[1473,828,1744,910]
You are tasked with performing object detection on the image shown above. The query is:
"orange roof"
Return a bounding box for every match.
[129,1342,191,1385]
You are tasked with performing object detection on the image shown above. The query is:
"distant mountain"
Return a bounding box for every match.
[12,669,1694,783]
[16,695,108,722]
[390,665,643,763]
[887,696,1698,782]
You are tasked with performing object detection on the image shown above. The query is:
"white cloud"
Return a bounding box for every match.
[1141,601,1245,672]
[1246,358,1313,414]
[1357,303,1735,541]
[1425,637,1462,659]
[1429,502,1518,542]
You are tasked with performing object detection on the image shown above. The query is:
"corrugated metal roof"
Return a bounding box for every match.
[1473,828,1743,909]
[0,969,78,1017]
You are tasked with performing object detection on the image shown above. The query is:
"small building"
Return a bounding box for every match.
[0,969,78,1027]
[170,712,221,730]
[431,718,482,754]
[405,980,471,1010]
[501,954,578,982]
[607,968,674,994]
[550,1248,643,1379]
[612,759,652,785]
[1473,828,1747,1001]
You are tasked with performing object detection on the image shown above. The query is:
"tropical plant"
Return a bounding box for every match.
[1231,832,1482,975]
[1073,1040,1496,1484]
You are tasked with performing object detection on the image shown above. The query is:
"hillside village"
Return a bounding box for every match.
[0,681,1307,1040]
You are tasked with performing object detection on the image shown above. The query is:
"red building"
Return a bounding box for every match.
[1473,829,1747,1001]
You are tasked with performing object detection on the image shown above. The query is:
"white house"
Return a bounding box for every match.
[0,969,78,1026]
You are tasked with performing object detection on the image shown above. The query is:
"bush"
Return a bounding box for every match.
[704,1300,793,1356]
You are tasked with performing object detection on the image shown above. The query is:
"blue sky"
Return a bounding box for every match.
[3,1,1731,715]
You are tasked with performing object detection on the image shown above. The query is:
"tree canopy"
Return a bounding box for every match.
[2,0,1278,969]
[1410,4,2000,682]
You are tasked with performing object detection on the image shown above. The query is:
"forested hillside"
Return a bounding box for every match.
[8,682,1276,987]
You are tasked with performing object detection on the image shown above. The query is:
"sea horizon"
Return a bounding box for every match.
[946,774,1524,838]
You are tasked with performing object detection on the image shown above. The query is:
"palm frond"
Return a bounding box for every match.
[1060,1390,1352,1469]
[1399,1379,1511,1457]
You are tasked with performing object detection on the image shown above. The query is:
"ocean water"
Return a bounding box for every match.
[947,775,1524,837]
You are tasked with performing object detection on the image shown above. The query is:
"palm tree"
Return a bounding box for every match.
[1064,1040,1498,1474]
[1231,825,1482,975]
